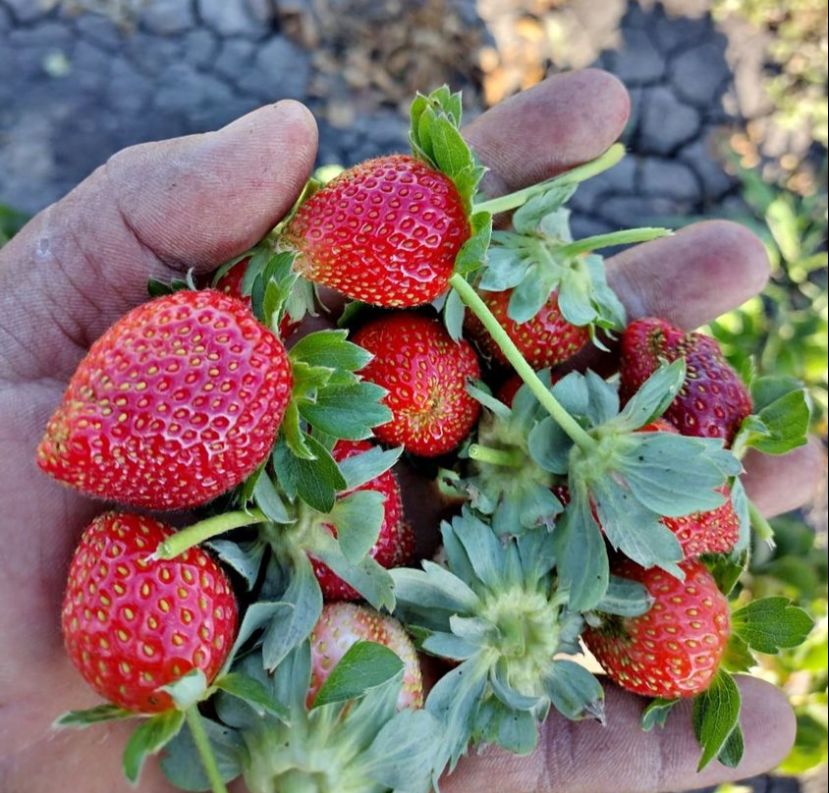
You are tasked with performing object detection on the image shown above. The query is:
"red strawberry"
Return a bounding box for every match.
[284,155,470,307]
[37,290,293,510]
[308,603,423,710]
[215,257,299,340]
[466,289,590,369]
[310,439,412,600]
[619,317,752,444]
[496,374,523,408]
[585,559,730,698]
[62,513,238,713]
[352,313,481,457]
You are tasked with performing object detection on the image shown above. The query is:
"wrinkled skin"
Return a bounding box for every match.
[0,71,823,793]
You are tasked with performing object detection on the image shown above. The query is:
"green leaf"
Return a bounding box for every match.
[641,698,679,731]
[704,551,748,597]
[527,416,574,475]
[362,709,442,793]
[289,329,373,372]
[596,576,654,617]
[214,673,289,721]
[748,389,810,455]
[160,669,208,710]
[544,660,605,721]
[454,211,493,276]
[722,633,755,673]
[732,597,815,654]
[159,717,243,792]
[313,641,404,707]
[123,710,185,784]
[253,473,291,523]
[421,631,479,660]
[274,433,346,513]
[717,722,745,768]
[750,374,804,411]
[554,492,609,611]
[614,361,687,431]
[444,287,466,340]
[327,490,385,563]
[337,444,403,491]
[54,703,134,728]
[692,670,742,771]
[261,553,323,670]
[298,382,392,440]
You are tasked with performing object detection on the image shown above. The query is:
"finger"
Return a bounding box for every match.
[463,69,631,197]
[0,100,317,383]
[608,219,770,330]
[442,676,795,793]
[743,437,825,518]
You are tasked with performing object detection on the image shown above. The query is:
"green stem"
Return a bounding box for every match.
[154,510,267,560]
[473,143,625,215]
[184,707,229,793]
[468,444,524,468]
[557,227,672,257]
[748,500,776,546]
[449,274,594,450]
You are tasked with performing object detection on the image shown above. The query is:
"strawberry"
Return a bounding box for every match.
[465,289,590,369]
[496,374,523,408]
[215,257,300,340]
[310,440,412,600]
[619,317,752,444]
[62,512,238,713]
[284,155,470,307]
[37,290,293,510]
[352,313,481,457]
[308,602,423,710]
[585,558,730,698]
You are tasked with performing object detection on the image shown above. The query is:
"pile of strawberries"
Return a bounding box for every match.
[41,88,814,793]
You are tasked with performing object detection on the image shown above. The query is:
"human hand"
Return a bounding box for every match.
[0,70,820,793]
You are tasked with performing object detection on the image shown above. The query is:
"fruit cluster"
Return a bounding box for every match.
[42,88,814,792]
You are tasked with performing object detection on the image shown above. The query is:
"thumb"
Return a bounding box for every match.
[0,100,317,382]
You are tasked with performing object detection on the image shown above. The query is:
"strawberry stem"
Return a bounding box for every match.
[748,500,776,547]
[556,227,672,257]
[153,510,267,560]
[473,144,625,215]
[184,706,229,793]
[468,444,524,468]
[449,273,595,450]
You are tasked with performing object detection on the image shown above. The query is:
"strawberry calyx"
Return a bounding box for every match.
[392,508,604,773]
[160,644,439,793]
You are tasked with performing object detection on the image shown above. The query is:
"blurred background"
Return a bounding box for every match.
[0,2,826,792]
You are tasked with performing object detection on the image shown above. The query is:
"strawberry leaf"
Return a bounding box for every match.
[261,552,323,671]
[692,669,742,771]
[298,382,391,440]
[595,576,654,617]
[214,672,289,721]
[327,490,385,564]
[290,329,373,372]
[641,698,679,731]
[336,444,403,490]
[408,86,486,211]
[123,710,186,784]
[613,361,687,430]
[454,210,493,277]
[159,716,244,792]
[54,703,134,728]
[722,633,755,673]
[443,286,466,341]
[731,597,815,654]
[312,641,404,708]
[253,473,291,523]
[361,708,442,793]
[543,660,605,722]
[274,433,346,513]
[206,538,266,591]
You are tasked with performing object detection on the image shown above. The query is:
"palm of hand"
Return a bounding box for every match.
[0,73,818,793]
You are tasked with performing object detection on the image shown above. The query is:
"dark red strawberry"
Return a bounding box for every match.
[585,558,730,698]
[308,603,423,710]
[284,155,470,308]
[352,313,481,457]
[465,289,590,369]
[619,317,752,444]
[37,290,292,510]
[62,512,238,713]
[497,374,523,408]
[310,439,411,600]
[215,257,299,340]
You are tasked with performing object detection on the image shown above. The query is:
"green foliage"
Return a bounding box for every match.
[0,204,28,247]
